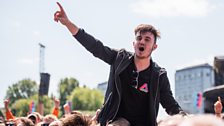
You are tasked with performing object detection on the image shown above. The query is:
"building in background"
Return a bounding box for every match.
[97,81,108,96]
[214,56,224,86]
[202,56,224,113]
[175,63,214,114]
[203,85,224,113]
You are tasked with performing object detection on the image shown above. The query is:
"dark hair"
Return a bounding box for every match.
[28,112,43,122]
[62,113,90,126]
[17,117,35,126]
[134,24,161,43]
[41,123,49,126]
[5,121,15,126]
[27,115,36,124]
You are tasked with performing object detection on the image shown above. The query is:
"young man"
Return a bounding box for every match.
[54,2,185,126]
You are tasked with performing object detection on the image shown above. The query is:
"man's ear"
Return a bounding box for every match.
[153,44,157,50]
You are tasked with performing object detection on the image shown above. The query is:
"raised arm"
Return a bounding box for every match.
[54,2,117,65]
[54,2,79,35]
[52,97,60,117]
[4,99,15,120]
[214,96,223,118]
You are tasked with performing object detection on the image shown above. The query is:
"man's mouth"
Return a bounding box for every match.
[139,47,145,52]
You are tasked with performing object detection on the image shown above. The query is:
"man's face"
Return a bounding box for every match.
[133,31,157,59]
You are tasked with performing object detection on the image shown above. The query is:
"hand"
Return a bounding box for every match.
[214,96,223,114]
[91,109,101,123]
[63,103,70,114]
[53,97,60,109]
[54,2,70,26]
[4,99,10,109]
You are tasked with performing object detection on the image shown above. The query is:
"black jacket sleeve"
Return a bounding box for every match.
[73,29,118,65]
[159,72,183,115]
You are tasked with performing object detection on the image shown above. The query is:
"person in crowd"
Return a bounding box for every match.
[0,116,5,126]
[90,109,100,126]
[49,120,62,126]
[214,96,223,118]
[52,97,60,118]
[14,117,35,126]
[54,2,186,126]
[158,114,186,126]
[27,112,42,125]
[61,111,91,126]
[4,97,60,122]
[179,114,224,126]
[41,114,58,126]
[4,99,15,121]
[5,117,34,126]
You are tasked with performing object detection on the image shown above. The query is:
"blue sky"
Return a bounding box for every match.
[1,0,224,118]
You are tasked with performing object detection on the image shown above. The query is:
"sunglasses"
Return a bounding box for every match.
[131,70,139,89]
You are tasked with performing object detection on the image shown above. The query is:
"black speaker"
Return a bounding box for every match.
[39,73,50,95]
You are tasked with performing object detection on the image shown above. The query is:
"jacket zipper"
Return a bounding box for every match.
[153,70,166,116]
[110,55,125,122]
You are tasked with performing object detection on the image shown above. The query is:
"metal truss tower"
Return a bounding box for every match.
[39,43,45,74]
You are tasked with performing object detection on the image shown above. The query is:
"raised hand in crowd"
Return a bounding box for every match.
[214,96,223,118]
[91,109,100,125]
[4,99,10,111]
[52,97,60,117]
[4,99,15,120]
[53,97,60,109]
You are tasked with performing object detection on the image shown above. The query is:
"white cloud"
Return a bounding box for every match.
[130,0,216,18]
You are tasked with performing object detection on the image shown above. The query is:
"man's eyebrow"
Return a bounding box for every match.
[145,36,151,39]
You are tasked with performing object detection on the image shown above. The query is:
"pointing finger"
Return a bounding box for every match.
[218,96,221,102]
[56,2,65,13]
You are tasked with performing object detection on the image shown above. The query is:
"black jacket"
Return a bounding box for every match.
[74,29,184,126]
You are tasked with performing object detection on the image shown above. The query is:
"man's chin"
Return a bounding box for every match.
[135,53,151,59]
[135,54,147,59]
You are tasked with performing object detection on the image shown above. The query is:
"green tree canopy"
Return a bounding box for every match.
[5,79,38,105]
[11,98,30,117]
[58,77,79,113]
[69,87,104,111]
[11,94,54,117]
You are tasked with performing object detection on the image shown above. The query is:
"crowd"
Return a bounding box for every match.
[0,96,224,126]
[0,98,99,126]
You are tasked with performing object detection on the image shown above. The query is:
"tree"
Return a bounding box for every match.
[10,94,54,117]
[69,87,104,111]
[11,98,30,117]
[5,79,38,105]
[58,77,79,114]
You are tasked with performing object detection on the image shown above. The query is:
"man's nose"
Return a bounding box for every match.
[139,39,145,44]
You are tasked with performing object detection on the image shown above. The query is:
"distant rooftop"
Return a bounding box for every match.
[215,56,224,60]
[97,81,107,86]
[176,63,212,72]
[204,84,224,97]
